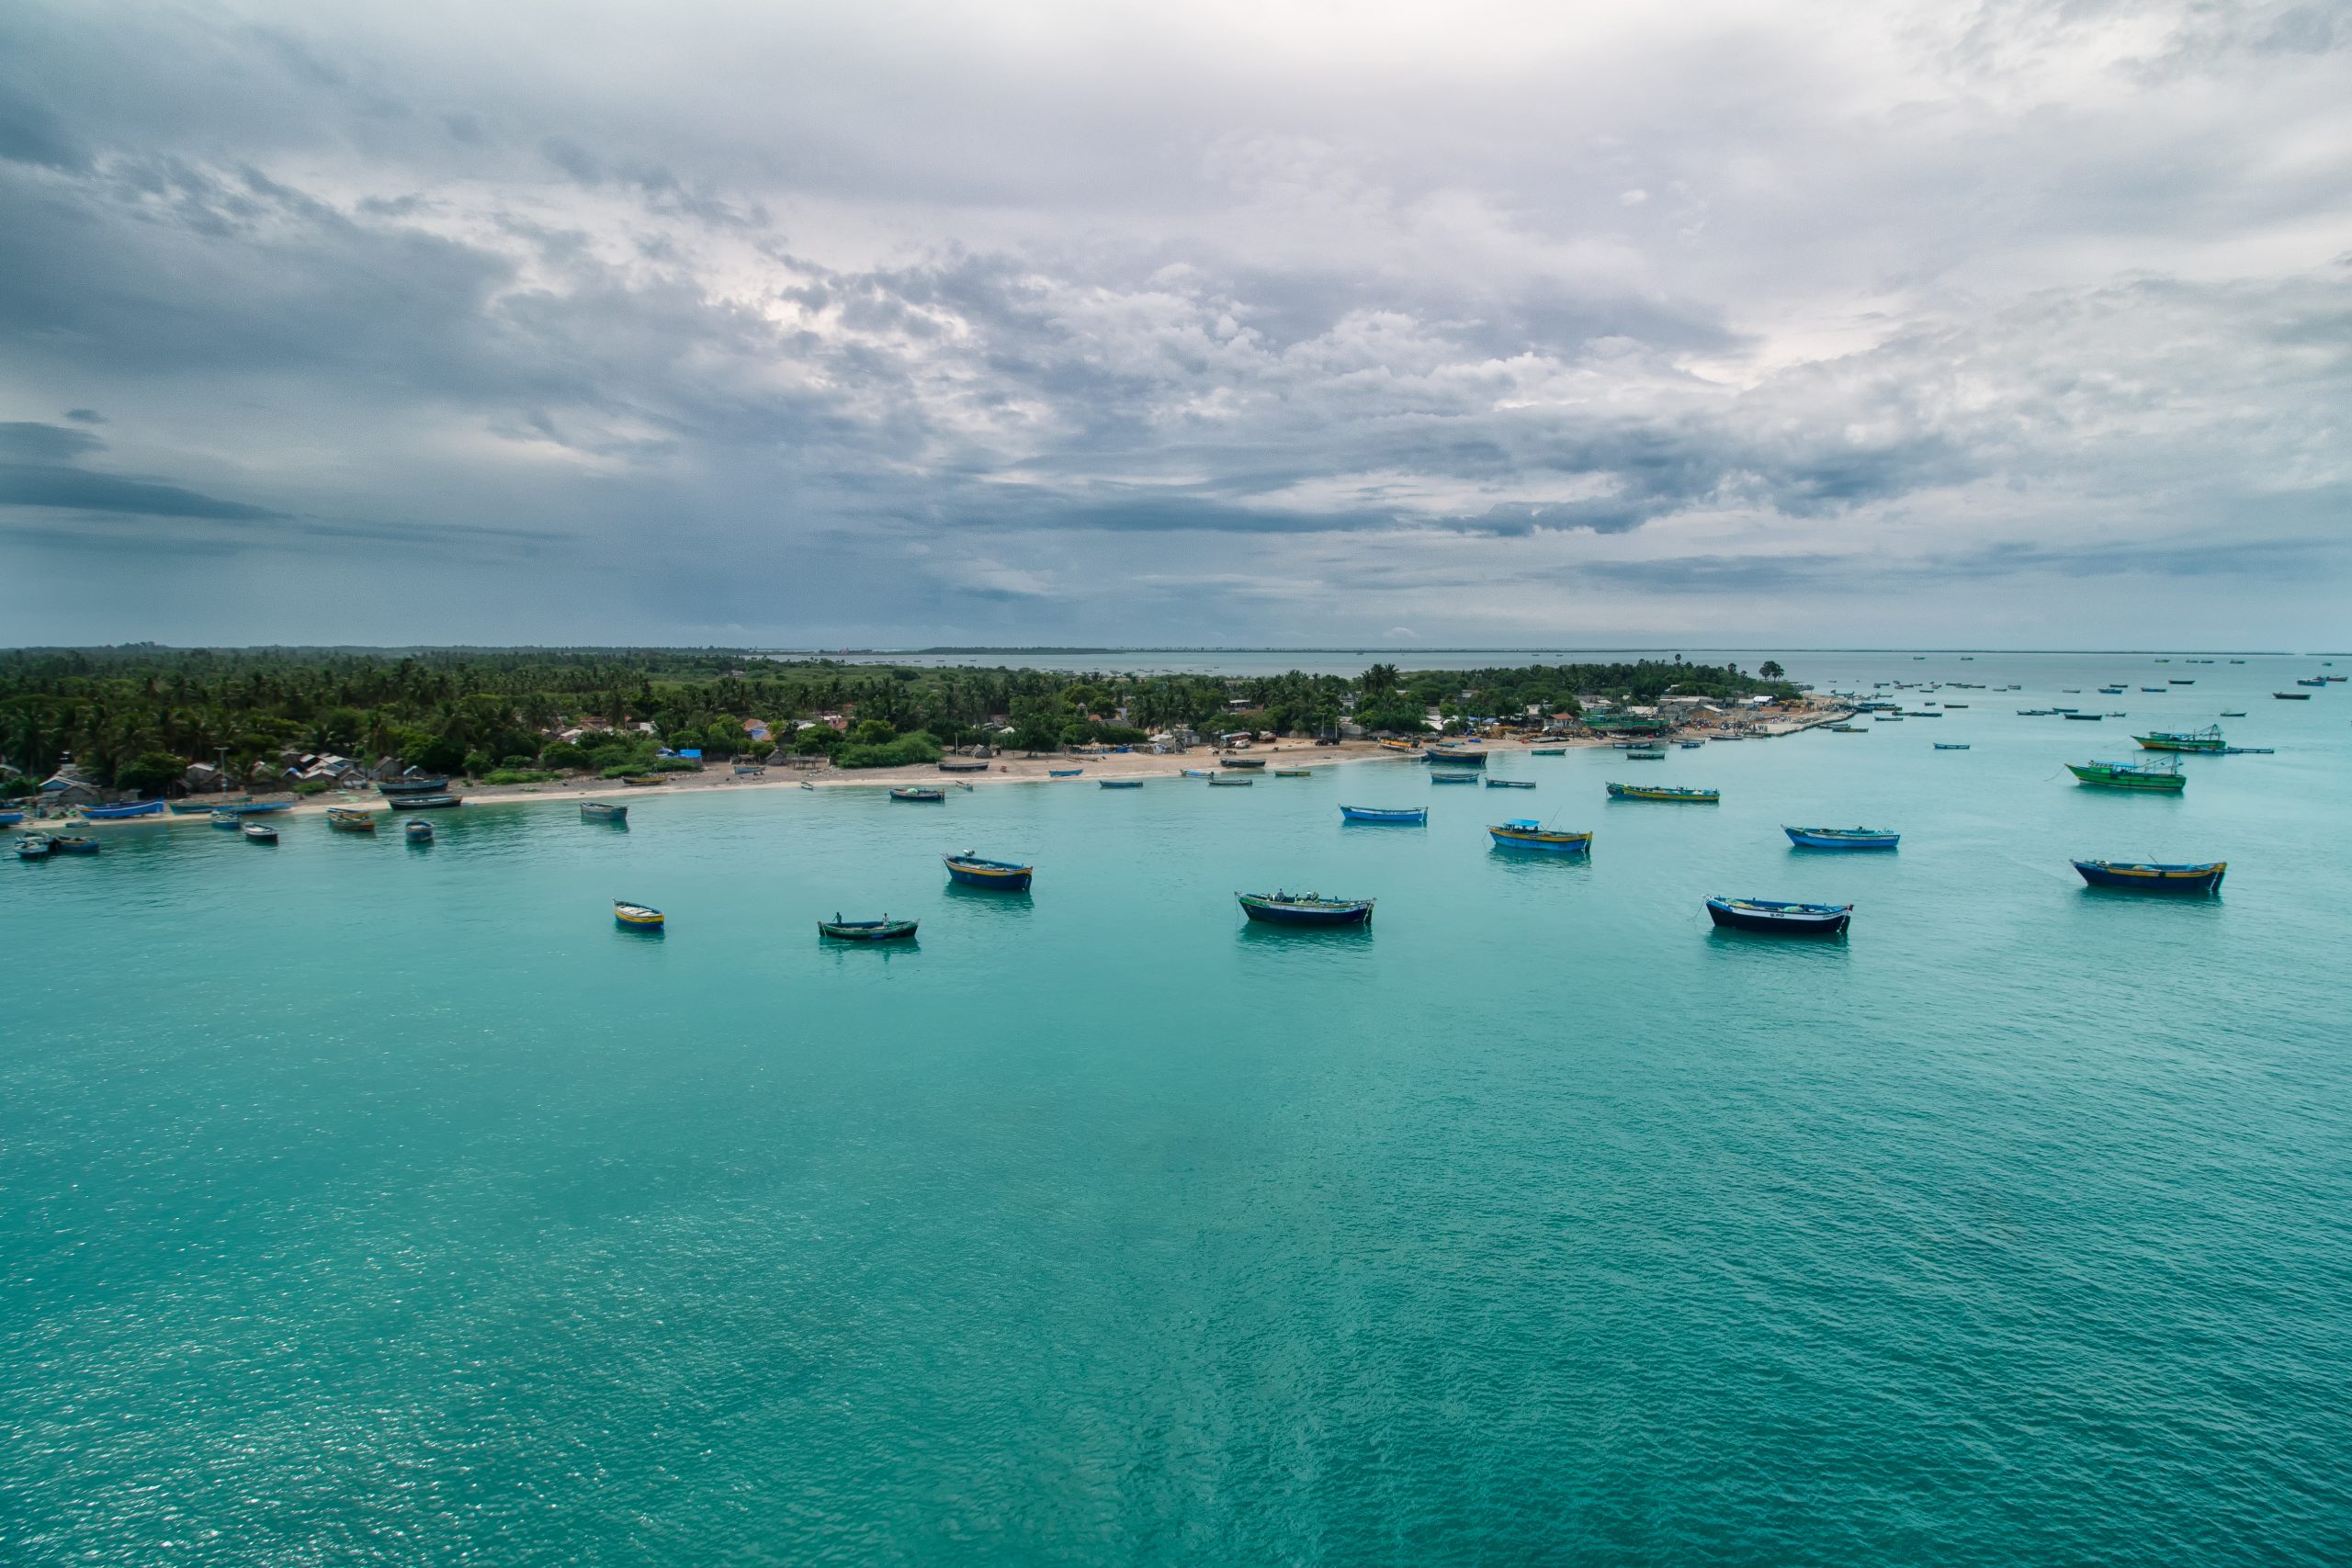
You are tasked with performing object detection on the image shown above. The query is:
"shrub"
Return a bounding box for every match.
[834,731,942,769]
[541,742,590,770]
[293,779,334,795]
[485,769,556,785]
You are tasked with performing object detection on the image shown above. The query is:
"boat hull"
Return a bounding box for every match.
[944,857,1033,891]
[1607,784,1719,803]
[1340,807,1426,824]
[1238,894,1374,927]
[2065,764,2184,792]
[1783,828,1899,851]
[819,919,918,942]
[580,802,628,820]
[80,800,165,819]
[1705,897,1851,936]
[2072,860,2225,894]
[888,789,946,802]
[1097,779,1144,788]
[387,795,465,809]
[1487,826,1591,854]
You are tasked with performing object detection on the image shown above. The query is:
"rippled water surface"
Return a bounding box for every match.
[4,653,2348,1564]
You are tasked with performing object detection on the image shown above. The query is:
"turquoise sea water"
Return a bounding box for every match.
[5,653,2350,1564]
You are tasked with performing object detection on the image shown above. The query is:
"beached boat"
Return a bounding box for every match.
[580,800,628,821]
[1376,739,1422,753]
[1784,826,1899,851]
[1934,742,1971,750]
[1237,891,1374,927]
[78,800,165,820]
[2066,758,2186,792]
[1484,777,1536,789]
[889,786,946,802]
[209,809,241,829]
[168,801,225,815]
[387,794,464,809]
[2133,726,2224,753]
[1704,897,1853,936]
[404,819,434,842]
[944,852,1033,891]
[0,809,20,826]
[376,776,451,795]
[1340,805,1427,825]
[1487,820,1591,854]
[240,823,277,843]
[1607,783,1720,803]
[230,801,294,815]
[1048,768,1083,777]
[1273,769,1315,777]
[326,807,377,832]
[614,899,664,930]
[819,915,917,942]
[619,773,671,786]
[1098,778,1144,788]
[16,833,53,858]
[2071,859,2225,895]
[1181,769,1213,777]
[938,760,991,773]
[1430,773,1478,784]
[1207,774,1254,786]
[1218,756,1267,770]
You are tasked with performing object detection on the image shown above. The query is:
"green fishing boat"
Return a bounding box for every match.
[2065,757,2185,793]
[2132,725,2224,753]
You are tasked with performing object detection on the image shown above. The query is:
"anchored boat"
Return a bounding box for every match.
[1607,783,1720,803]
[1704,897,1853,936]
[580,800,628,821]
[1208,774,1254,786]
[326,807,377,832]
[1098,778,1144,788]
[16,833,53,859]
[1784,827,1899,850]
[1339,805,1426,824]
[2134,726,2224,753]
[819,914,917,942]
[888,786,947,802]
[614,899,664,930]
[944,852,1033,891]
[1487,820,1592,855]
[1237,891,1374,927]
[404,818,434,843]
[1048,768,1083,777]
[1430,773,1478,784]
[387,794,464,809]
[240,823,277,843]
[1484,777,1536,789]
[2072,860,2225,894]
[2066,758,2186,793]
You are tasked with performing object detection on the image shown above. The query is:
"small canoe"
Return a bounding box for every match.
[386,795,465,809]
[1207,774,1254,786]
[16,833,54,858]
[1098,778,1144,788]
[79,800,166,820]
[615,899,664,930]
[326,807,377,831]
[1705,897,1852,935]
[1048,768,1084,777]
[620,773,672,786]
[1607,784,1719,803]
[1340,805,1426,824]
[819,915,918,942]
[240,823,277,843]
[1484,777,1536,789]
[2072,859,2225,895]
[1430,773,1479,784]
[1784,826,1899,851]
[1237,891,1374,927]
[404,819,434,842]
[944,852,1033,891]
[1487,821,1591,854]
[580,801,628,821]
[888,787,947,802]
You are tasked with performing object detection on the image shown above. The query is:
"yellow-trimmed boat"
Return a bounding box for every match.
[1487,820,1593,854]
[326,807,377,832]
[614,899,665,930]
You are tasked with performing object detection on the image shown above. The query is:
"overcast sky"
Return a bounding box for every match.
[3,0,2347,648]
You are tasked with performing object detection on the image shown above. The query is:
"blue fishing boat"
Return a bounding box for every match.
[79,800,165,820]
[404,818,434,843]
[1487,819,1592,854]
[168,801,225,815]
[0,809,20,826]
[1484,777,1536,789]
[819,914,917,942]
[1339,805,1427,824]
[1423,747,1487,766]
[1784,826,1900,851]
[228,800,294,815]
[16,833,53,859]
[1530,748,1566,756]
[615,899,664,931]
[1237,891,1374,927]
[47,834,98,853]
[1430,773,1479,784]
[1704,897,1853,935]
[377,776,451,795]
[580,800,628,821]
[1048,768,1083,777]
[1181,769,1213,777]
[2072,859,2225,894]
[944,852,1033,891]
[1097,778,1144,788]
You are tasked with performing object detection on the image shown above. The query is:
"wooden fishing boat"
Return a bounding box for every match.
[2220,710,2247,716]
[1430,773,1478,784]
[1423,747,1487,765]
[1828,724,1867,733]
[326,807,377,832]
[2295,677,2326,687]
[1903,710,1945,718]
[1704,897,1852,936]
[1484,777,1536,788]
[1273,769,1314,777]
[1941,703,1969,708]
[240,823,277,843]
[2168,678,2195,685]
[1181,769,1213,777]
[1607,783,1719,803]
[580,800,628,821]
[1098,778,1144,788]
[2134,726,2224,753]
[1487,820,1591,854]
[230,800,294,815]
[1048,768,1083,777]
[2072,859,2225,894]
[209,809,242,829]
[47,833,99,854]
[944,852,1033,891]
[1784,826,1899,851]
[16,833,53,859]
[1207,774,1254,786]
[1873,714,1905,722]
[1679,740,1704,748]
[819,914,917,942]
[168,800,226,815]
[78,800,165,820]
[889,786,947,802]
[619,773,671,786]
[1529,748,1566,756]
[387,794,464,809]
[1218,756,1266,770]
[2275,690,2313,700]
[2063,712,2103,720]
[1934,742,1970,750]
[732,764,765,777]
[614,899,664,930]
[1624,748,1667,760]
[2066,758,2185,792]
[1376,739,1422,753]
[404,819,434,842]
[1237,890,1374,927]
[376,776,450,795]
[1340,805,1426,824]
[938,760,991,773]
[0,809,20,826]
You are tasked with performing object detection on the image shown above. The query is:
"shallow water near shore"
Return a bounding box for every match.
[5,653,2350,1564]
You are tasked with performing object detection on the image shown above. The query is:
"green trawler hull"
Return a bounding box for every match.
[2066,761,2185,792]
[2132,727,2225,753]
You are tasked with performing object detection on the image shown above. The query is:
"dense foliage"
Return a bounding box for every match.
[0,647,1796,793]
